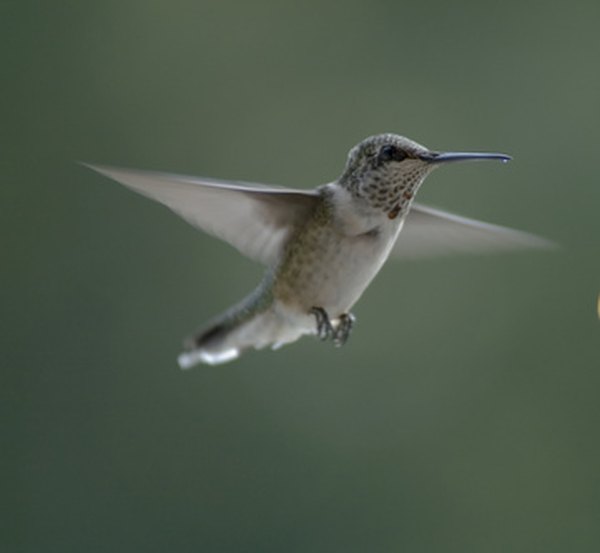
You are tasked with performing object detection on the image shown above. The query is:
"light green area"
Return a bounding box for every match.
[3,2,599,551]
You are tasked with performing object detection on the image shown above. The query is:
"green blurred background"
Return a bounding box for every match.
[3,1,599,551]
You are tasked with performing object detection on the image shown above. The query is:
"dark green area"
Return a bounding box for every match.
[3,2,599,551]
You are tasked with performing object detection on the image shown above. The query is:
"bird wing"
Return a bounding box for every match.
[84,164,319,266]
[392,203,554,258]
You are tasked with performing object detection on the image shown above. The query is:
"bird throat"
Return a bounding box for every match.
[354,162,431,221]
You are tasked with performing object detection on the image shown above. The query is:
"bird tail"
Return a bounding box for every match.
[177,289,268,369]
[177,279,295,368]
[178,317,243,368]
[177,297,311,369]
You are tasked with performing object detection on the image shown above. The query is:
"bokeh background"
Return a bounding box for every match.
[3,1,599,551]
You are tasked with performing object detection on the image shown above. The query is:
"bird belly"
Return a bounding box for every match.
[274,222,400,318]
[313,236,393,315]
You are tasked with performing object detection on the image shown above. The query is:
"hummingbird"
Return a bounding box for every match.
[85,133,549,368]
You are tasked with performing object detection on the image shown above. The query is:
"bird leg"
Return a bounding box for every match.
[310,307,356,346]
[310,306,335,341]
[333,312,356,347]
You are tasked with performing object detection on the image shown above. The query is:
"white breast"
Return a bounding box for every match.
[310,185,404,315]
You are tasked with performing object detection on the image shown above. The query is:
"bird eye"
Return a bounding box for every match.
[379,144,407,163]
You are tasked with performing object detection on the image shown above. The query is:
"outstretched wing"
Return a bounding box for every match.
[393,203,554,258]
[84,164,319,265]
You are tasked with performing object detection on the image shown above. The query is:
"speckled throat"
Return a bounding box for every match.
[337,133,435,219]
[365,162,430,219]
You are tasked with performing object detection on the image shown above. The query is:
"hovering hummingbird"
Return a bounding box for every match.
[85,133,549,368]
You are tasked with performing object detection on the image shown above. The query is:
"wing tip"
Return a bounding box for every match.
[404,203,558,258]
[78,160,98,172]
[78,161,134,180]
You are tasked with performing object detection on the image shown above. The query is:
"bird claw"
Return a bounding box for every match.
[310,307,355,347]
[333,312,355,347]
[310,306,334,341]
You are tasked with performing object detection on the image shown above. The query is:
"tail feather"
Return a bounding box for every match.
[178,317,245,369]
[177,301,312,369]
[178,345,239,369]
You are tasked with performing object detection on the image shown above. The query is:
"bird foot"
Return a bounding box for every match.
[310,307,335,341]
[310,307,356,347]
[333,312,356,347]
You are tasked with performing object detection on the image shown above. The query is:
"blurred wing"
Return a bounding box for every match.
[393,203,554,259]
[84,164,319,265]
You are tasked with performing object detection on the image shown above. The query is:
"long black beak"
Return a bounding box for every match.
[420,151,512,164]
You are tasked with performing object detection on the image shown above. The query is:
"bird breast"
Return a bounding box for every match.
[273,187,403,316]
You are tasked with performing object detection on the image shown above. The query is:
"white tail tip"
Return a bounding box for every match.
[177,348,240,369]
